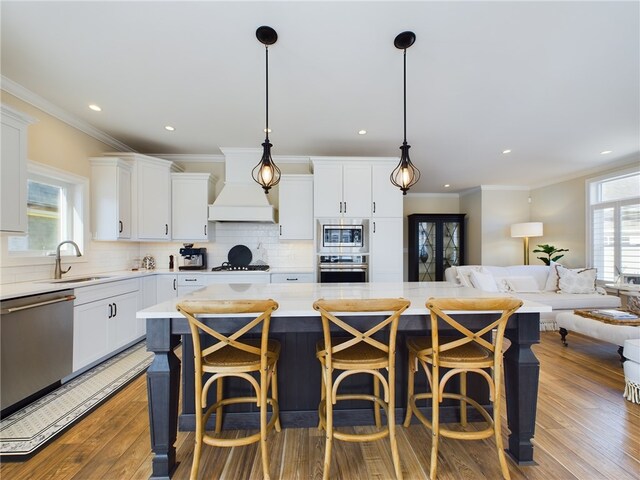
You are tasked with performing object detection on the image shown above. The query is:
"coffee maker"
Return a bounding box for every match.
[178,244,207,270]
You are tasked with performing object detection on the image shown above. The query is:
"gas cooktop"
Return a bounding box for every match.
[211,263,270,272]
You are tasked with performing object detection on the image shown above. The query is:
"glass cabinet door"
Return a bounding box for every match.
[408,214,466,281]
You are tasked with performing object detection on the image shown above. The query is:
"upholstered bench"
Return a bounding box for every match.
[556,311,640,361]
[623,339,640,404]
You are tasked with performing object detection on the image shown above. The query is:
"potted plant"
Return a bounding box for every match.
[532,244,569,265]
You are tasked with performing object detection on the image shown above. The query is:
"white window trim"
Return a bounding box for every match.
[585,164,640,282]
[2,161,89,267]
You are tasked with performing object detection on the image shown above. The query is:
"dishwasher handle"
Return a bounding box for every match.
[2,294,76,314]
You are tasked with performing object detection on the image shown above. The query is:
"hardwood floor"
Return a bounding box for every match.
[2,331,639,479]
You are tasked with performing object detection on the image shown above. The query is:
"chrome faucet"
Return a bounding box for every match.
[54,241,82,279]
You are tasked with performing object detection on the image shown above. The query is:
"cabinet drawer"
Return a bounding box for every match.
[74,279,139,306]
[271,273,315,283]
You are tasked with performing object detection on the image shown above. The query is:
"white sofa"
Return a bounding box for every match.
[444,265,621,330]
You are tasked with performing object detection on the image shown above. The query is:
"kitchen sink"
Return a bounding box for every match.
[47,276,112,284]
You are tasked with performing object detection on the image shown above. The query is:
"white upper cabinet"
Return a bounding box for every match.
[135,157,174,240]
[279,174,313,240]
[1,105,35,233]
[171,173,215,241]
[90,158,132,240]
[313,161,371,218]
[371,163,403,217]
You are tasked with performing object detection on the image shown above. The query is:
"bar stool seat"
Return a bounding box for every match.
[203,338,281,369]
[407,336,492,363]
[316,338,388,367]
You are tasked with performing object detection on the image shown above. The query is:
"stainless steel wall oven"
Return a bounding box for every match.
[318,255,368,283]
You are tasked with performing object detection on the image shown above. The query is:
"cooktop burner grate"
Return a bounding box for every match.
[211,263,270,272]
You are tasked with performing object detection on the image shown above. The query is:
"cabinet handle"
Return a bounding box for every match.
[339,202,342,213]
[173,278,177,291]
[108,303,113,319]
[344,202,347,214]
[113,302,117,317]
[286,277,298,281]
[119,220,123,233]
[165,224,169,235]
[185,278,197,282]
[204,224,207,236]
[373,202,376,214]
[279,225,282,235]
[373,221,376,234]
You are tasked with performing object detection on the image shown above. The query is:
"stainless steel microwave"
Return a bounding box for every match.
[322,224,364,248]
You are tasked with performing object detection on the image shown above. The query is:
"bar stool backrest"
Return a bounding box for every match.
[425,297,523,360]
[177,299,279,371]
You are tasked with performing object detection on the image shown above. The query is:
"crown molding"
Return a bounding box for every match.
[153,153,311,164]
[1,75,135,152]
[405,192,460,198]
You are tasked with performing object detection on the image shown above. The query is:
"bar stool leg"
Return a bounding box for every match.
[323,367,334,480]
[388,369,403,480]
[318,364,325,430]
[430,367,440,480]
[260,370,271,480]
[191,375,204,480]
[374,376,382,427]
[215,377,224,434]
[493,370,511,480]
[403,352,415,427]
[460,371,467,427]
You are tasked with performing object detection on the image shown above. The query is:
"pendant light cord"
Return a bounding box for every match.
[403,48,407,144]
[265,45,269,141]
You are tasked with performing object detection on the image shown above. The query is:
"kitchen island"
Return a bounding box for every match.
[138,281,550,480]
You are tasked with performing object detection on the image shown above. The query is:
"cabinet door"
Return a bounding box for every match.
[156,274,178,303]
[117,165,132,238]
[138,161,171,240]
[73,300,110,371]
[313,164,343,217]
[279,175,313,239]
[370,218,403,282]
[108,291,139,351]
[172,174,211,241]
[372,164,402,217]
[342,165,371,218]
[1,110,29,233]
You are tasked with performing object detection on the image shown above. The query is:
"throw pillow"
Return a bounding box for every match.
[505,276,540,293]
[556,265,597,294]
[456,266,484,287]
[470,270,499,292]
[544,261,562,292]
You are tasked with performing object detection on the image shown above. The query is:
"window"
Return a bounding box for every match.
[587,167,640,282]
[8,161,87,257]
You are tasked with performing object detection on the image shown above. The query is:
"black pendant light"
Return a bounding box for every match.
[390,31,420,195]
[252,26,281,194]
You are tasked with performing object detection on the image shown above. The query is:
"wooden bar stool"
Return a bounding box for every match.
[176,299,281,480]
[403,297,522,480]
[313,298,411,480]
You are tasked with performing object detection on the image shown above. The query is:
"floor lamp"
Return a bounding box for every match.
[511,222,543,265]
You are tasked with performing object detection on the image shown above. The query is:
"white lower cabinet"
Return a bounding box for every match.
[156,274,178,303]
[73,279,140,372]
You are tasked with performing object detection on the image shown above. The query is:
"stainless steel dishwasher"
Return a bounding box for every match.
[1,290,75,414]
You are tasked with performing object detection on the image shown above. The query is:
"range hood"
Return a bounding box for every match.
[208,148,277,223]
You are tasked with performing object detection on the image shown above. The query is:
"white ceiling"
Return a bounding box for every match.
[1,1,638,193]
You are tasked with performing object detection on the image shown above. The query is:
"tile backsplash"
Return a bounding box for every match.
[0,223,313,285]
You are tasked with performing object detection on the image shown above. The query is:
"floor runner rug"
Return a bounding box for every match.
[0,341,153,458]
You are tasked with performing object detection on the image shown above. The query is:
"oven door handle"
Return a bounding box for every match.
[319,264,368,271]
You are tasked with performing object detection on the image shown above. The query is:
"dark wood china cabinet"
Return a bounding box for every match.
[408,213,466,281]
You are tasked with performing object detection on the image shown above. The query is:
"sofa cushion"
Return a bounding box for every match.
[544,261,562,291]
[455,266,485,287]
[505,276,540,293]
[515,291,620,310]
[469,270,499,292]
[556,265,597,294]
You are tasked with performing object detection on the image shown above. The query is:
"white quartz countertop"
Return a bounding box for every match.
[138,281,552,318]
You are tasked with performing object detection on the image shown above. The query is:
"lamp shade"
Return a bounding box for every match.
[511,222,543,238]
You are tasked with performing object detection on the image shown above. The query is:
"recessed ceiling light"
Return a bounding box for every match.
[502,149,512,154]
[164,125,175,131]
[600,150,612,155]
[358,130,367,135]
[263,128,272,133]
[88,104,102,112]
[443,184,450,188]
